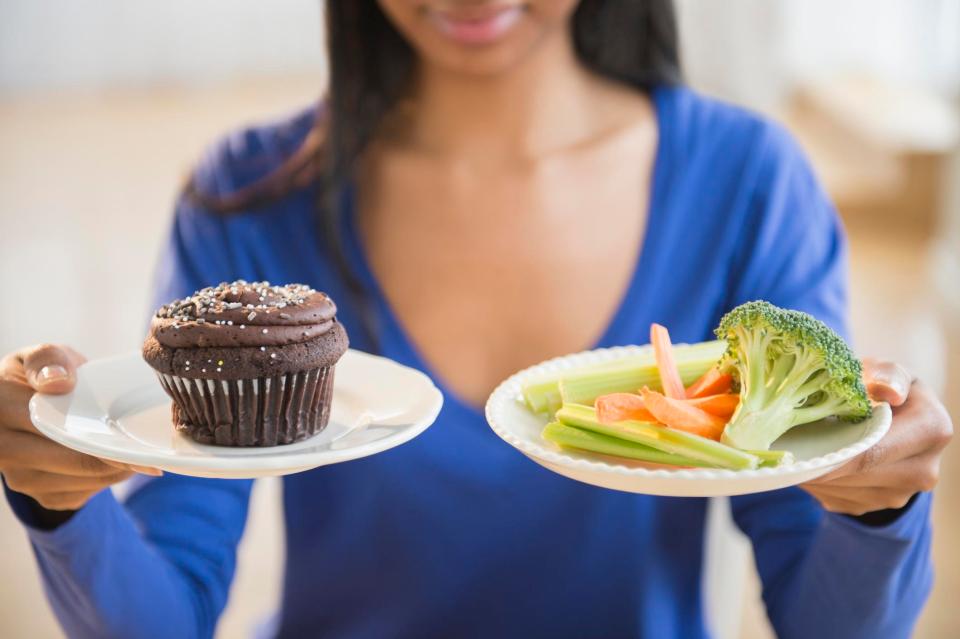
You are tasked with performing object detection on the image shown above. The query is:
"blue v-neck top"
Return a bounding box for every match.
[8,87,932,639]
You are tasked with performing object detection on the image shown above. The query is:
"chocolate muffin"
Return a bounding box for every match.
[142,280,348,446]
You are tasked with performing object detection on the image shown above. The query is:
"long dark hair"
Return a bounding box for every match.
[189,0,681,348]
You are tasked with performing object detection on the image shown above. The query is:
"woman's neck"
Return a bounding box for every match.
[397,33,631,161]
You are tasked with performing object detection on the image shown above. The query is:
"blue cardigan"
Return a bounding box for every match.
[7,86,932,639]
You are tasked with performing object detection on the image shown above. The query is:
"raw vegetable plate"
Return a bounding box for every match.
[31,350,443,479]
[485,342,891,497]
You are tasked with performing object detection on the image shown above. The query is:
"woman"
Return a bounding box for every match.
[0,1,952,637]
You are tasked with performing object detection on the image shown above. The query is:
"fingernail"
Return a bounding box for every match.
[871,373,908,401]
[38,365,69,384]
[892,379,908,398]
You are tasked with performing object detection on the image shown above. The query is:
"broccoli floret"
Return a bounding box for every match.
[714,301,871,451]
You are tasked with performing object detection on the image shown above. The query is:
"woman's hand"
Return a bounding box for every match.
[0,344,160,512]
[802,359,953,517]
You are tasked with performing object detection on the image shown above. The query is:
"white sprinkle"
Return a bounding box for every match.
[260,346,266,351]
[240,324,246,329]
[247,312,256,321]
[227,321,233,326]
[185,360,190,365]
[202,368,206,373]
[262,328,268,334]
[185,366,190,371]
[216,367,221,372]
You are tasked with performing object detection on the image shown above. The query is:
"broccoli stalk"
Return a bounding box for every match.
[715,301,871,451]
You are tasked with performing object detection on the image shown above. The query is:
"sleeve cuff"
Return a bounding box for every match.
[848,493,918,527]
[3,478,76,530]
[4,484,119,552]
[826,491,932,541]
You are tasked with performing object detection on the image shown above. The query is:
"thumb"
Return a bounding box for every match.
[861,358,913,407]
[21,344,87,394]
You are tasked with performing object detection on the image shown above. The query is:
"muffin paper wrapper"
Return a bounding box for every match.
[156,366,335,446]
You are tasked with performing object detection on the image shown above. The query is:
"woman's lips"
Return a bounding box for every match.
[426,4,524,45]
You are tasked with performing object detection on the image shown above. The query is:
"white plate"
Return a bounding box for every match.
[486,345,892,497]
[31,350,443,479]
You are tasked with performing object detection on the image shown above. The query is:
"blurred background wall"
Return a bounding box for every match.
[1,1,958,638]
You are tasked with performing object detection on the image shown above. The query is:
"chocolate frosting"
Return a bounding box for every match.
[143,281,348,380]
[151,281,337,349]
[142,323,347,380]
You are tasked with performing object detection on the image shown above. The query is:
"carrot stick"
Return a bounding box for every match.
[685,394,740,420]
[640,387,726,441]
[650,323,686,399]
[685,368,734,399]
[595,393,656,423]
[600,391,738,421]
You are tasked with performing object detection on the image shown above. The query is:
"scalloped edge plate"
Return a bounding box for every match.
[31,350,443,478]
[485,344,891,497]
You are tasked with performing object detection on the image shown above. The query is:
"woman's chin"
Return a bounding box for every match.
[419,38,540,77]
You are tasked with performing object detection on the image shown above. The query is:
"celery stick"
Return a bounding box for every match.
[542,422,716,467]
[747,449,794,467]
[522,380,565,414]
[522,340,727,414]
[555,404,759,470]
